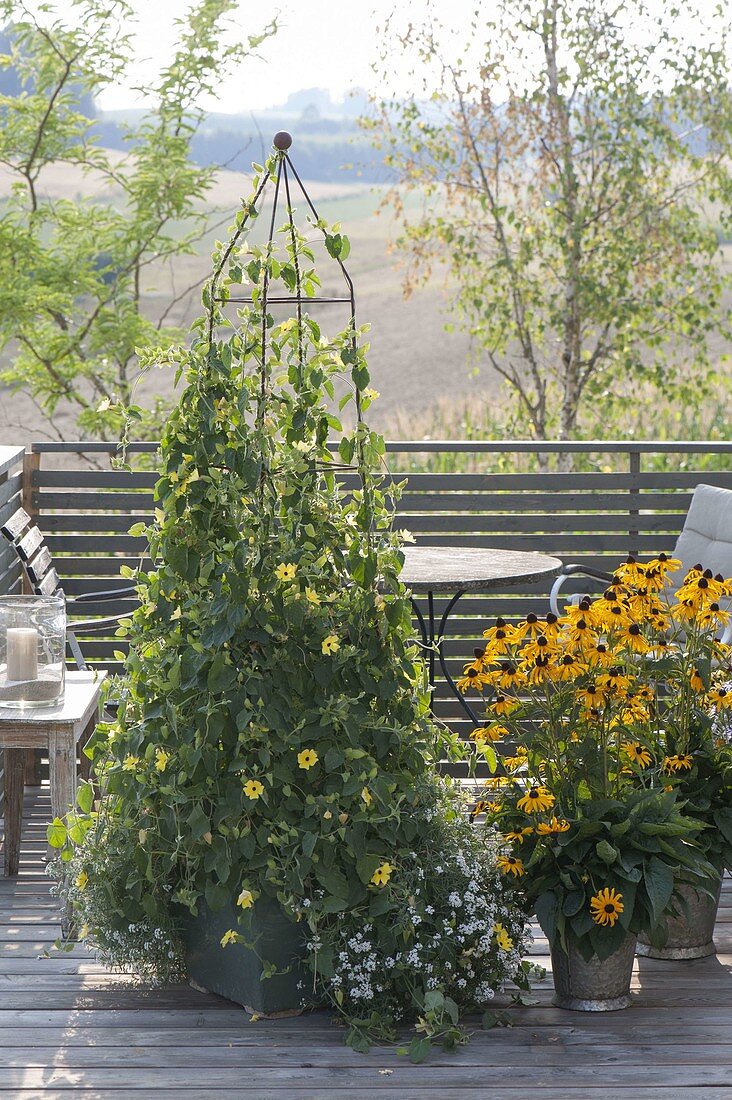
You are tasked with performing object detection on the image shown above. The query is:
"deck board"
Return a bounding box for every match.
[2,788,732,1098]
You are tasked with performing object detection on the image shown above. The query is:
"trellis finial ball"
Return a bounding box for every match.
[273,131,292,151]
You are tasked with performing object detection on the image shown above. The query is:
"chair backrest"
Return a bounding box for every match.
[0,507,63,598]
[673,484,732,580]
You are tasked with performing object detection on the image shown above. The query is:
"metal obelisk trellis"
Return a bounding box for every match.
[207,131,366,464]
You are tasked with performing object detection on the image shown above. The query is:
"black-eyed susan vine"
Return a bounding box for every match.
[48,147,531,1057]
[463,555,732,960]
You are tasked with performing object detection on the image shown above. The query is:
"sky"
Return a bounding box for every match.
[49,0,728,114]
[53,0,462,112]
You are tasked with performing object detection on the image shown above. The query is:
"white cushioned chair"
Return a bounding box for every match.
[550,483,732,644]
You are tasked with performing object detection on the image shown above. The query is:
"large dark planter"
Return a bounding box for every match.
[178,896,309,1016]
[637,878,722,960]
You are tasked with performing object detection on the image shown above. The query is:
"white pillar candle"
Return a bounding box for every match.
[6,627,39,681]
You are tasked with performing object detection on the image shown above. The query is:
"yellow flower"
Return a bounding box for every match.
[590,887,624,927]
[361,787,373,806]
[154,748,171,772]
[709,687,732,709]
[497,854,525,877]
[275,562,297,582]
[663,753,693,773]
[322,634,340,655]
[622,741,652,768]
[490,694,519,716]
[502,827,534,845]
[689,668,705,693]
[297,748,318,770]
[493,922,514,951]
[237,888,255,909]
[220,929,241,946]
[304,587,320,605]
[243,779,265,800]
[75,870,88,891]
[536,817,571,835]
[471,725,508,743]
[517,786,555,814]
[323,809,332,820]
[122,755,139,772]
[371,861,394,887]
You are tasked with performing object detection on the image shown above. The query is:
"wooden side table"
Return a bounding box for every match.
[0,671,107,875]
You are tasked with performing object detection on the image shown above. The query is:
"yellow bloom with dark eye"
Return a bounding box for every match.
[275,562,297,582]
[243,779,265,800]
[503,748,529,772]
[502,828,533,845]
[517,786,555,813]
[553,653,586,681]
[122,755,139,772]
[597,667,634,696]
[75,870,88,891]
[469,799,489,821]
[371,862,394,887]
[663,753,693,773]
[578,682,607,708]
[709,687,732,709]
[520,633,561,662]
[620,623,650,653]
[489,661,527,690]
[590,887,624,927]
[304,587,320,605]
[485,801,502,813]
[490,694,519,716]
[536,817,571,835]
[584,641,614,667]
[497,854,525,877]
[689,668,705,693]
[457,665,488,693]
[493,922,514,951]
[622,741,652,768]
[322,634,340,655]
[481,619,517,655]
[297,748,318,770]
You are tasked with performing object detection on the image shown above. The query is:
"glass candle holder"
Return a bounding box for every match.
[0,595,66,708]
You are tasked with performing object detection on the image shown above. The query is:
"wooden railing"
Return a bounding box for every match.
[3,439,732,776]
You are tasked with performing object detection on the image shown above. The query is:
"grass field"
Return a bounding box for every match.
[0,158,486,447]
[1,156,729,449]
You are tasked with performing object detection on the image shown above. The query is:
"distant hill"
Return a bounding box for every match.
[96,88,388,183]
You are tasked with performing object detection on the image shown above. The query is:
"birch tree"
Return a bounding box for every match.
[368,0,732,445]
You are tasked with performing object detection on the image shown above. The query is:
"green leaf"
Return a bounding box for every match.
[76,782,94,815]
[596,839,619,865]
[645,856,674,925]
[47,819,67,849]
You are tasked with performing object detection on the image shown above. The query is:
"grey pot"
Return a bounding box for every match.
[637,878,722,960]
[178,896,309,1016]
[551,932,636,1011]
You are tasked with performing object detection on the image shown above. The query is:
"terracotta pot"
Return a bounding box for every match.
[551,931,636,1011]
[636,878,721,960]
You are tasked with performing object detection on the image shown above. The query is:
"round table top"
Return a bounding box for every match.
[400,546,562,593]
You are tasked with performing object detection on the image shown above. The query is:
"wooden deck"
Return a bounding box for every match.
[3,787,732,1099]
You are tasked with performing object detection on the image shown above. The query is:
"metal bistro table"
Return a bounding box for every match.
[400,546,562,726]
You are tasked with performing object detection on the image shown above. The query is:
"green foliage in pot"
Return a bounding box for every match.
[49,148,531,1055]
[462,555,728,960]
